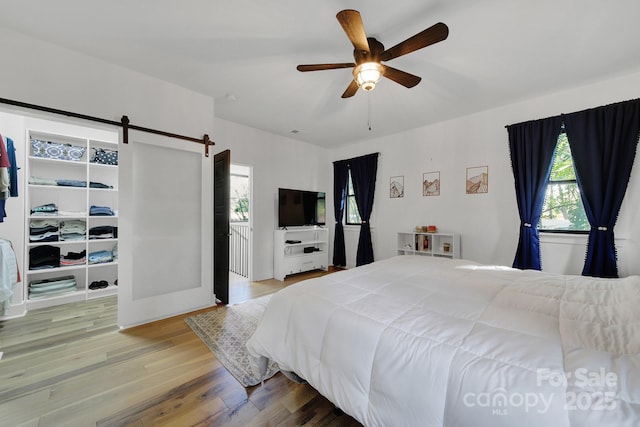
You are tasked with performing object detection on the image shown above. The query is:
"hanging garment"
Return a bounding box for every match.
[0,239,19,315]
[6,137,18,197]
[0,134,10,168]
[0,168,8,222]
[0,135,11,222]
[0,134,11,222]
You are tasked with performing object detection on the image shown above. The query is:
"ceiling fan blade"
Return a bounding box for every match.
[382,65,422,88]
[380,22,449,62]
[336,9,370,53]
[297,63,355,72]
[341,80,359,98]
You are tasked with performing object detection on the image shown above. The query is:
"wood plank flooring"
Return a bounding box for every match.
[0,270,361,427]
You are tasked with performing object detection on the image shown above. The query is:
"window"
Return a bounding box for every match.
[230,172,249,222]
[539,132,589,232]
[345,171,361,225]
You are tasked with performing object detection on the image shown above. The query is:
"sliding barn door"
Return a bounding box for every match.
[117,134,213,328]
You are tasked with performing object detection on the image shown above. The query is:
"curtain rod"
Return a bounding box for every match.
[0,97,214,157]
[504,97,640,129]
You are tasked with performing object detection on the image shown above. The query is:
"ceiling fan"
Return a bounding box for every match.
[297,9,449,98]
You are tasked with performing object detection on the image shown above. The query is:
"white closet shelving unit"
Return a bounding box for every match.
[274,227,328,281]
[25,129,118,310]
[397,231,460,259]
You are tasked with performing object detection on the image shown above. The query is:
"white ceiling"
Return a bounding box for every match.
[1,0,639,148]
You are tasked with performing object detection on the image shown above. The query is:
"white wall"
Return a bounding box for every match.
[329,69,640,276]
[0,28,214,137]
[213,118,330,280]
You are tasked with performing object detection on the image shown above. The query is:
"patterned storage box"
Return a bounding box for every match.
[30,139,86,161]
[90,147,118,165]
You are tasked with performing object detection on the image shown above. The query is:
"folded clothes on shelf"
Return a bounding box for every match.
[29,219,60,242]
[57,210,87,217]
[60,249,86,266]
[88,249,113,265]
[29,176,113,189]
[31,203,58,215]
[56,179,87,187]
[89,225,117,239]
[89,205,114,216]
[28,275,77,299]
[89,181,113,189]
[60,220,86,241]
[29,245,61,270]
[29,229,59,242]
[30,219,59,228]
[29,176,58,186]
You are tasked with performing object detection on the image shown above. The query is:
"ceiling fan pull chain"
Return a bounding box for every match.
[368,93,373,131]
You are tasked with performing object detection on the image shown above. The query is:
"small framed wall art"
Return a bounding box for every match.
[466,165,488,194]
[390,176,404,198]
[423,171,440,196]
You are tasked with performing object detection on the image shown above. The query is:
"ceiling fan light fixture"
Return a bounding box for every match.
[354,62,383,91]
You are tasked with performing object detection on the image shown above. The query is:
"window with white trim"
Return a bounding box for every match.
[539,132,589,232]
[345,171,361,225]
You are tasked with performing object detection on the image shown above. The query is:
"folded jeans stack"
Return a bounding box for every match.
[88,249,113,265]
[60,220,86,241]
[89,205,114,216]
[28,176,113,189]
[29,275,77,299]
[29,245,61,270]
[29,219,59,242]
[56,179,87,188]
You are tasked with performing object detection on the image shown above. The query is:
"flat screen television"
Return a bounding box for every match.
[278,188,326,228]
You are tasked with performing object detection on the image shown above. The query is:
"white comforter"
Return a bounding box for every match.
[246,255,640,426]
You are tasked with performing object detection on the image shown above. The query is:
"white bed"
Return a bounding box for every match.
[246,255,640,427]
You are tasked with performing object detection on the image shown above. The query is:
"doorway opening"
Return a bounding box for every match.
[229,164,252,302]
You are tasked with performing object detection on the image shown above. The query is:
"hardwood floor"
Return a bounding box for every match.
[0,270,361,427]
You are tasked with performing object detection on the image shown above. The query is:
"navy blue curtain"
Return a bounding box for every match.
[349,153,379,266]
[507,117,563,270]
[332,160,349,267]
[562,99,640,278]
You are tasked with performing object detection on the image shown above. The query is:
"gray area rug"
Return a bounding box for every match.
[185,294,279,387]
